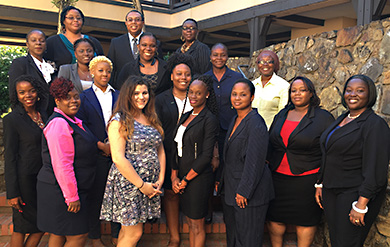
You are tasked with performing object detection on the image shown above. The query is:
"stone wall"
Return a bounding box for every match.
[228,17,390,247]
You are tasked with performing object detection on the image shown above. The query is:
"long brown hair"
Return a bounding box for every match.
[111,75,163,138]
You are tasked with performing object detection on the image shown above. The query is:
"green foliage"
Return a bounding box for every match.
[0,46,27,114]
[51,0,78,8]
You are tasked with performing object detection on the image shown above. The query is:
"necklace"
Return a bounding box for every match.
[78,67,92,79]
[191,112,199,116]
[32,112,45,129]
[181,40,195,53]
[348,113,361,119]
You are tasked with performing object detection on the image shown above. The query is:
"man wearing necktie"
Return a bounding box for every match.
[107,10,163,90]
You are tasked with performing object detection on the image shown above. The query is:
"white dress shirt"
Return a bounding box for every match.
[92,83,115,127]
[31,55,54,83]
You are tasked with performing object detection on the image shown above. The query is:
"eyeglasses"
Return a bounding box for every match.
[182,26,197,31]
[127,18,142,23]
[256,60,274,65]
[65,16,82,22]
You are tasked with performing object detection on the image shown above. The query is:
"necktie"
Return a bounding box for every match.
[132,38,139,59]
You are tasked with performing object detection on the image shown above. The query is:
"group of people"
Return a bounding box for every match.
[3,5,390,247]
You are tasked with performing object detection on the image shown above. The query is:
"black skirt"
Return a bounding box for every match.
[267,172,322,226]
[37,181,89,235]
[12,175,41,234]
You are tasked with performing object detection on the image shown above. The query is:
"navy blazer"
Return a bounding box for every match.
[8,54,53,114]
[318,108,390,199]
[221,110,274,206]
[76,86,119,142]
[268,105,334,174]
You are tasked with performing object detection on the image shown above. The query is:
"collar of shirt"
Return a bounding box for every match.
[128,32,143,46]
[31,54,54,83]
[54,107,83,127]
[92,83,115,94]
[254,72,276,87]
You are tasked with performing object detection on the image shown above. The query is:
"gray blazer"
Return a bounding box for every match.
[58,63,88,93]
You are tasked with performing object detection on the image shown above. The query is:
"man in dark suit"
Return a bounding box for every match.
[107,10,163,89]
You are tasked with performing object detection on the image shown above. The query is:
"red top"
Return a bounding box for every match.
[275,119,320,176]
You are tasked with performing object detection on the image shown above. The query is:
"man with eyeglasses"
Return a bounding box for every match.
[107,10,162,89]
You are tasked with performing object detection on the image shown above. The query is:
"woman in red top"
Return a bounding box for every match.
[266,76,334,247]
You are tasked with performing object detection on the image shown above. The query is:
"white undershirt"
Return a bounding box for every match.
[174,96,192,120]
[92,83,115,127]
[31,55,54,83]
[175,125,187,157]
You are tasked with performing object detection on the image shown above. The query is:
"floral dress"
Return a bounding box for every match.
[100,114,162,226]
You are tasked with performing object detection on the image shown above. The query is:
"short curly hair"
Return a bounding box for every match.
[166,52,194,74]
[10,75,45,108]
[50,77,74,100]
[89,56,113,71]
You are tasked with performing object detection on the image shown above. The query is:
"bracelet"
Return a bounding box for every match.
[183,175,190,183]
[138,181,144,189]
[352,201,368,214]
[314,183,323,188]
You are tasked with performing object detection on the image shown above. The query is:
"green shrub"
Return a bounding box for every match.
[0,46,27,114]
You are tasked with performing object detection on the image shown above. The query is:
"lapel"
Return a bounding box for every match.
[166,89,179,123]
[84,88,105,124]
[70,64,83,93]
[14,105,44,131]
[324,109,373,150]
[288,106,315,143]
[112,90,119,110]
[27,55,45,82]
[183,107,206,133]
[123,34,133,57]
[228,109,255,143]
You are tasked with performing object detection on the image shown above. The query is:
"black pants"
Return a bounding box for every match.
[88,154,121,239]
[222,196,268,247]
[322,186,386,247]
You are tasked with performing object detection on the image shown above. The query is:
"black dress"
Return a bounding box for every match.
[172,107,218,219]
[37,112,97,235]
[3,104,47,233]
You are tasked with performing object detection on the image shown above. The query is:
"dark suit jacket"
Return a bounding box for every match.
[172,107,218,177]
[107,33,164,89]
[117,57,170,95]
[155,89,179,172]
[58,63,85,94]
[8,54,53,115]
[176,40,211,76]
[3,104,48,199]
[267,105,334,174]
[318,108,390,199]
[76,86,119,142]
[220,110,274,207]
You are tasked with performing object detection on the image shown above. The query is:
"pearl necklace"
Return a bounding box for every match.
[347,113,361,119]
[191,112,199,116]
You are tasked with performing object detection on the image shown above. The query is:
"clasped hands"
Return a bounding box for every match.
[172,177,187,194]
[139,181,163,198]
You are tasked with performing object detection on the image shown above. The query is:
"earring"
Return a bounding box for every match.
[37,97,40,101]
[181,35,185,42]
[91,74,94,78]
[206,96,209,99]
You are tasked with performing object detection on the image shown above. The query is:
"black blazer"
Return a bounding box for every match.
[107,33,164,89]
[172,107,218,177]
[3,104,48,199]
[8,54,52,113]
[318,108,390,199]
[220,110,274,206]
[155,89,179,171]
[76,86,119,142]
[116,57,170,95]
[268,105,335,174]
[176,40,211,76]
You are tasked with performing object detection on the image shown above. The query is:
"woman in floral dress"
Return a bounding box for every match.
[100,75,165,247]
